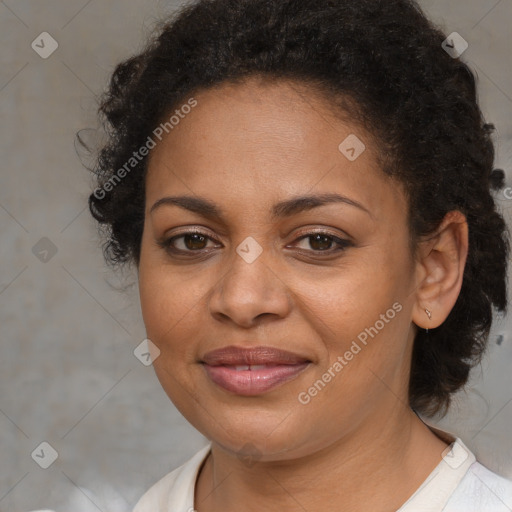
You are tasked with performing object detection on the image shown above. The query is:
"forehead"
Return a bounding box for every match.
[145,77,405,222]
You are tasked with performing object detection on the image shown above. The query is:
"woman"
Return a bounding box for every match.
[87,0,512,510]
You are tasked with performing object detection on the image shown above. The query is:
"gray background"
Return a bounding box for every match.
[0,1,511,511]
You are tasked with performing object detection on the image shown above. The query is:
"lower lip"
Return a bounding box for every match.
[203,363,310,395]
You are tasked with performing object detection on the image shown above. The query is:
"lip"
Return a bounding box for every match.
[202,345,310,366]
[201,346,311,396]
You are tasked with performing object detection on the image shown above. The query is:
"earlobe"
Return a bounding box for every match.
[412,210,469,330]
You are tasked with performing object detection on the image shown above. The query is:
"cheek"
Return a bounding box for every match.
[296,252,404,336]
[139,269,204,347]
[138,260,210,413]
[293,246,412,399]
[138,231,206,341]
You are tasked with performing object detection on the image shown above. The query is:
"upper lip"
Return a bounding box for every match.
[201,346,310,366]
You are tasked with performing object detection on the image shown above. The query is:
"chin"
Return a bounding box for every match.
[199,408,310,459]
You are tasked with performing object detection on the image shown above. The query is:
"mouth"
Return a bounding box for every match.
[200,346,311,396]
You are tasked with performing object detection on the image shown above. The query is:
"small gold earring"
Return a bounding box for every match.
[425,308,431,333]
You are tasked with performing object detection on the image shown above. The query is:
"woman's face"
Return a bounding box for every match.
[138,77,420,460]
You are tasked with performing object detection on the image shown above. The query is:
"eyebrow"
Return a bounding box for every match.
[149,193,372,221]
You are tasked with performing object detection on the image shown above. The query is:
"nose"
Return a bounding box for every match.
[207,242,292,328]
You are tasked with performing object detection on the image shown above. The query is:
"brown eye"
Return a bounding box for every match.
[294,232,352,253]
[158,230,220,255]
[182,233,208,250]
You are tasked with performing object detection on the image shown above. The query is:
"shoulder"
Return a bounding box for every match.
[132,444,211,512]
[444,461,512,512]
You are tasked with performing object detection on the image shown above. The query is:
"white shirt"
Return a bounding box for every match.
[133,438,512,511]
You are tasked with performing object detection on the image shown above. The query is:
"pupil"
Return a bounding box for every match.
[185,233,206,250]
[311,234,331,251]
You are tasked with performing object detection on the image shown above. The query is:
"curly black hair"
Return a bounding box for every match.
[86,0,509,417]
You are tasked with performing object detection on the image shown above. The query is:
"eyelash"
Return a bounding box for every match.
[157,228,353,257]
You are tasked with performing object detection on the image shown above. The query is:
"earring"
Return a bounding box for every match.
[425,308,432,333]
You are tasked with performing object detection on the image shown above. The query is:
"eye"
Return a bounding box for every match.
[291,231,353,254]
[157,230,221,255]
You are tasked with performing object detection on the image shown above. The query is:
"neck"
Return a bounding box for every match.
[195,407,449,512]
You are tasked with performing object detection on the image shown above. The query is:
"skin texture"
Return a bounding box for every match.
[137,76,468,512]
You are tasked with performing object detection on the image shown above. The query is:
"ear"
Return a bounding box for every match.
[412,210,468,330]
